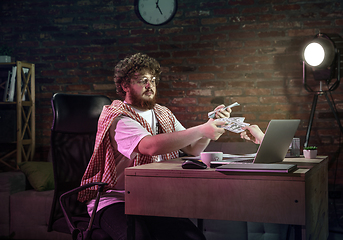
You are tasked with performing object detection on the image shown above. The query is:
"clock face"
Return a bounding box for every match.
[135,0,178,26]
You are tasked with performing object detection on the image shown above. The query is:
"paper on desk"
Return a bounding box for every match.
[215,117,250,133]
[223,153,257,158]
[182,153,257,160]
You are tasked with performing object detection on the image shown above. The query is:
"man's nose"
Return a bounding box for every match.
[145,81,153,87]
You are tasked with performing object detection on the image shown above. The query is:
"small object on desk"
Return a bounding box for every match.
[223,153,257,158]
[200,152,223,167]
[286,138,300,157]
[182,159,207,169]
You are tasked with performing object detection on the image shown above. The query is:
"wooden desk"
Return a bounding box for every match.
[125,157,328,240]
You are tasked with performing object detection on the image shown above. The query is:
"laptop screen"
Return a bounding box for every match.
[253,119,300,163]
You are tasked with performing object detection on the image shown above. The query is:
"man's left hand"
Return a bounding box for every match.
[213,104,231,119]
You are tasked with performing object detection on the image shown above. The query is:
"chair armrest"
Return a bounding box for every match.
[59,182,108,239]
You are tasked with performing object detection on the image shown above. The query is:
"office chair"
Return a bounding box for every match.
[48,93,112,240]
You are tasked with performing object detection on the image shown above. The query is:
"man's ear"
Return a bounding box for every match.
[121,82,130,93]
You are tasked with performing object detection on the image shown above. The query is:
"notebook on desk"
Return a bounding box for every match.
[216,163,297,173]
[213,119,300,172]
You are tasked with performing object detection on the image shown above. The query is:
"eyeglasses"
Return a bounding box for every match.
[134,76,157,86]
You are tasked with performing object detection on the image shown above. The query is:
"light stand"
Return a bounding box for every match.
[303,33,343,147]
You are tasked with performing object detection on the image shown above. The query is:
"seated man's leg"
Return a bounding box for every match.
[95,203,153,240]
[96,203,205,240]
[94,203,127,240]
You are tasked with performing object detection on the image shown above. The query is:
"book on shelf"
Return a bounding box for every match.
[1,67,29,102]
[2,66,16,102]
[7,66,17,102]
[2,69,11,102]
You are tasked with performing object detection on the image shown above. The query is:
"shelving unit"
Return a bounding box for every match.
[0,61,35,169]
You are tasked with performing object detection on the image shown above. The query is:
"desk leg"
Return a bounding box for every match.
[127,215,135,240]
[294,225,301,240]
[197,219,203,232]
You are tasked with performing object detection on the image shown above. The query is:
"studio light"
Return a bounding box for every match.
[302,33,343,147]
[304,42,326,67]
[303,35,336,68]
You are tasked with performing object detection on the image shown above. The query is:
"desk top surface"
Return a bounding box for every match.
[125,156,328,181]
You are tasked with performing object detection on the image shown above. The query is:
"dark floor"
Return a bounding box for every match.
[329,232,343,240]
[329,184,343,240]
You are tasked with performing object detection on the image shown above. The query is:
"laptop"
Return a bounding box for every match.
[213,119,300,173]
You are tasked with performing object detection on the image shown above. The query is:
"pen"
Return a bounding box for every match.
[208,102,240,118]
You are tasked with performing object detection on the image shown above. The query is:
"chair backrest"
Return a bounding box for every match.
[48,93,112,232]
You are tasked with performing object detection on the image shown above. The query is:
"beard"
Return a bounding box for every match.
[129,86,156,110]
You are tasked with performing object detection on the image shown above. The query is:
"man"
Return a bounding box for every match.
[78,53,231,240]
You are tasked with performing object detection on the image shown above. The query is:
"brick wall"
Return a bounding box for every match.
[1,0,343,183]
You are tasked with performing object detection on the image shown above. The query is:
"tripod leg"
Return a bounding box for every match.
[324,92,343,134]
[305,94,318,148]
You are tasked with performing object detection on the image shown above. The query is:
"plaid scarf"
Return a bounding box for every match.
[78,100,179,202]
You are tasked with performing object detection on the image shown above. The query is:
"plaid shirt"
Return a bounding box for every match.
[78,100,179,202]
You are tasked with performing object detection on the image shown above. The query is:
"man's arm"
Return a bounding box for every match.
[178,104,232,155]
[181,137,211,156]
[135,118,226,157]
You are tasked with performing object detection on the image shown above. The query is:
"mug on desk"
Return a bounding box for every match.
[201,152,223,167]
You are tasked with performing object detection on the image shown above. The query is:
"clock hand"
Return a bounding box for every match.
[156,0,163,15]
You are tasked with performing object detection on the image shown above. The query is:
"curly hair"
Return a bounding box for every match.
[114,53,161,99]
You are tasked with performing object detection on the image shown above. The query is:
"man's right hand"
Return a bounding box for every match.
[200,118,226,140]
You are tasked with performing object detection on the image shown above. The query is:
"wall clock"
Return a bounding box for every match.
[134,0,178,26]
